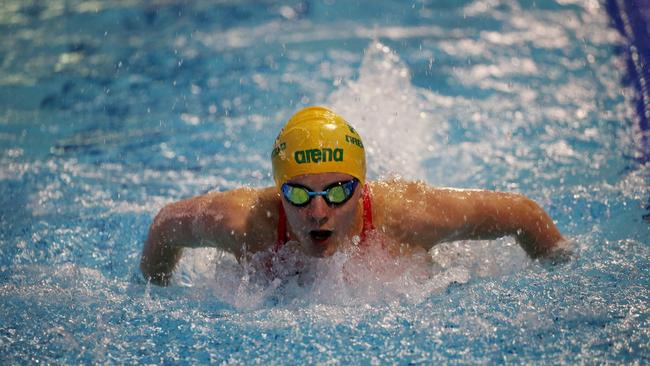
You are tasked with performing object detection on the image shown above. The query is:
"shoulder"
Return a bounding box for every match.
[200,186,279,210]
[367,178,479,227]
[368,178,436,208]
[197,187,281,230]
[199,186,282,252]
[365,179,483,248]
[368,178,429,197]
[367,178,427,227]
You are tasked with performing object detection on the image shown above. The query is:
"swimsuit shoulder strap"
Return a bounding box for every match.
[360,183,374,243]
[275,202,287,251]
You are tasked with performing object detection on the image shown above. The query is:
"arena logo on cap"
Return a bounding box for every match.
[294,148,343,164]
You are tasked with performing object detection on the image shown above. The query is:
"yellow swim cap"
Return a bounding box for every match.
[271,106,366,187]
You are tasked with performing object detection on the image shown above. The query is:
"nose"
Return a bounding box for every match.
[308,196,329,225]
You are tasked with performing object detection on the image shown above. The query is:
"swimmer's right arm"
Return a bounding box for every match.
[140,188,265,285]
[140,195,224,285]
[140,201,188,285]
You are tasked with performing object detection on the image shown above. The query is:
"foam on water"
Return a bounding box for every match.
[178,239,463,310]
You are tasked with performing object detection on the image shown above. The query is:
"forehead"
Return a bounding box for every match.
[286,172,355,188]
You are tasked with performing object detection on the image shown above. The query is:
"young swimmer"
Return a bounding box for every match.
[140,106,565,285]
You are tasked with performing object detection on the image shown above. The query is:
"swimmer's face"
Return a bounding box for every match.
[281,172,363,257]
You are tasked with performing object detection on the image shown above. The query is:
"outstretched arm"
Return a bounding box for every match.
[446,189,564,258]
[140,187,277,285]
[374,181,564,258]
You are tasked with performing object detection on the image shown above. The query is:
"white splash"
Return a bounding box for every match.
[176,235,466,310]
[329,41,446,180]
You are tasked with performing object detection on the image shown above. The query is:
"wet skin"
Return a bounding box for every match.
[140,173,565,285]
[282,172,364,258]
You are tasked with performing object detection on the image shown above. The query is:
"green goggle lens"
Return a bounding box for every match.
[286,186,310,205]
[281,179,358,207]
[326,185,347,203]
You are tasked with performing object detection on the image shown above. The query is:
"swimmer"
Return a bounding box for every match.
[140,106,565,285]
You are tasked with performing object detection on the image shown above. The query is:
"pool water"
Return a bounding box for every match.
[1,0,649,364]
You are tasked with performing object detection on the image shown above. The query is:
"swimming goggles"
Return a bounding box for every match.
[281,179,359,207]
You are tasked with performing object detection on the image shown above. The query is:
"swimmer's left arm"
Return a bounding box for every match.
[434,188,564,258]
[459,190,565,258]
[376,181,564,258]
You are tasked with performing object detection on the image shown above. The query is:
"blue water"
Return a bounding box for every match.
[1,0,649,364]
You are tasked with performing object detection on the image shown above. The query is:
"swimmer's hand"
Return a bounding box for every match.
[140,234,183,286]
[537,239,576,266]
[140,201,189,286]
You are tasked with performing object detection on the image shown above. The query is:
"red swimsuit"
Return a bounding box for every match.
[275,184,374,251]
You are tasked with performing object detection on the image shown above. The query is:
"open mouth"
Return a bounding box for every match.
[309,230,333,242]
